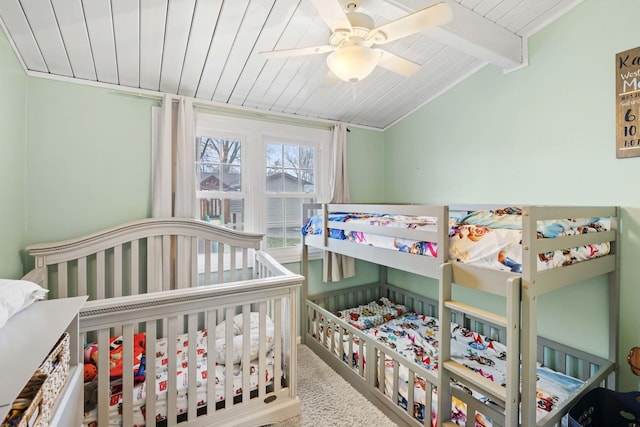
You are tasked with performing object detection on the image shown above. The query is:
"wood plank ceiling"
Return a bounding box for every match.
[0,0,582,130]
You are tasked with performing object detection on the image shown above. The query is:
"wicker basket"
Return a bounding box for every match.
[38,332,70,411]
[1,373,49,427]
[2,333,70,427]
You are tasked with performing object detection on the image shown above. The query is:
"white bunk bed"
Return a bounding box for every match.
[22,217,303,427]
[301,203,618,427]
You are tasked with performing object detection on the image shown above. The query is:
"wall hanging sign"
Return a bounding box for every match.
[616,46,640,158]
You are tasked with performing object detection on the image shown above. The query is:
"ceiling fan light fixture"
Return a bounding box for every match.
[326,44,380,83]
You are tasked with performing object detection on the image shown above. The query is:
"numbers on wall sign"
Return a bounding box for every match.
[623,108,638,146]
[623,125,636,137]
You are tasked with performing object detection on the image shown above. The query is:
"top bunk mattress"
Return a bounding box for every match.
[301,206,614,273]
[302,212,439,256]
[449,207,612,273]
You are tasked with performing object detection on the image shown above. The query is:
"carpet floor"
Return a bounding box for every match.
[274,345,398,427]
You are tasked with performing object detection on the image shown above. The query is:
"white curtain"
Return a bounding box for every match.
[152,95,197,218]
[152,94,173,218]
[151,95,197,289]
[174,97,196,218]
[323,123,356,282]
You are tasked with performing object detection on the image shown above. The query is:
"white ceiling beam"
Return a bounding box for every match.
[433,1,523,70]
[384,0,524,71]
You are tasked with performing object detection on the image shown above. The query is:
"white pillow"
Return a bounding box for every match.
[0,279,49,328]
[0,305,8,329]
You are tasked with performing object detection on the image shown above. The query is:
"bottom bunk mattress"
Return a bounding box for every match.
[83,313,277,427]
[313,298,583,426]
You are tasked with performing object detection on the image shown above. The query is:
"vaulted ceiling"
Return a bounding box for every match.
[0,0,582,130]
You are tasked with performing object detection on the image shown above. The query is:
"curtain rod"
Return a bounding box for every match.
[26,69,377,132]
[112,89,336,130]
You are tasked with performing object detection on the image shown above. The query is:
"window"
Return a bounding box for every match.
[196,114,330,262]
[197,135,245,231]
[265,140,316,250]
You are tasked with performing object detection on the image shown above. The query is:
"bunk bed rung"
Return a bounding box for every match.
[444,300,508,329]
[442,360,507,405]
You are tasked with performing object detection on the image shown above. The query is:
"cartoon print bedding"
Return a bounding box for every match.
[336,296,408,330]
[82,313,276,427]
[314,298,583,426]
[301,212,439,256]
[301,207,613,272]
[449,207,612,273]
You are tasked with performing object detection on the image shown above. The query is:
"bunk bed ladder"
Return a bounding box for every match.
[438,262,521,427]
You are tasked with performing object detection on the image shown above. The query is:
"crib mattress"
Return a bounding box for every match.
[83,313,277,427]
[83,357,275,427]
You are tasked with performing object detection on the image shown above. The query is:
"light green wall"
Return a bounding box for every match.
[304,126,385,296]
[0,29,26,278]
[25,80,158,251]
[384,0,640,391]
[345,126,385,202]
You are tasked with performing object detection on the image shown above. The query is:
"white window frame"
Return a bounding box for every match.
[196,113,331,263]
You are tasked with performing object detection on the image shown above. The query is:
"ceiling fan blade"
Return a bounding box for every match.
[376,49,421,76]
[260,45,336,59]
[370,2,452,44]
[309,0,352,33]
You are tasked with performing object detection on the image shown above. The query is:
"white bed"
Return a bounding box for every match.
[23,217,303,427]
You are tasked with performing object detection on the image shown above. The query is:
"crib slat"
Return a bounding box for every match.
[242,306,251,403]
[258,303,267,397]
[225,306,235,407]
[130,240,139,295]
[187,313,198,421]
[78,257,87,297]
[167,316,178,426]
[97,329,110,427]
[207,309,217,415]
[121,324,134,426]
[114,245,122,298]
[204,240,212,285]
[273,298,282,393]
[177,235,194,289]
[242,247,248,280]
[147,237,156,293]
[218,247,224,284]
[176,236,185,289]
[145,320,157,426]
[191,237,198,286]
[162,236,171,291]
[57,262,67,298]
[97,251,105,299]
[230,247,237,281]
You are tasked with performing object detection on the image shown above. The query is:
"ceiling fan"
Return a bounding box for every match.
[261,0,453,83]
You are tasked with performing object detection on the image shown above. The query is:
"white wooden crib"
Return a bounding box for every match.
[23,218,303,427]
